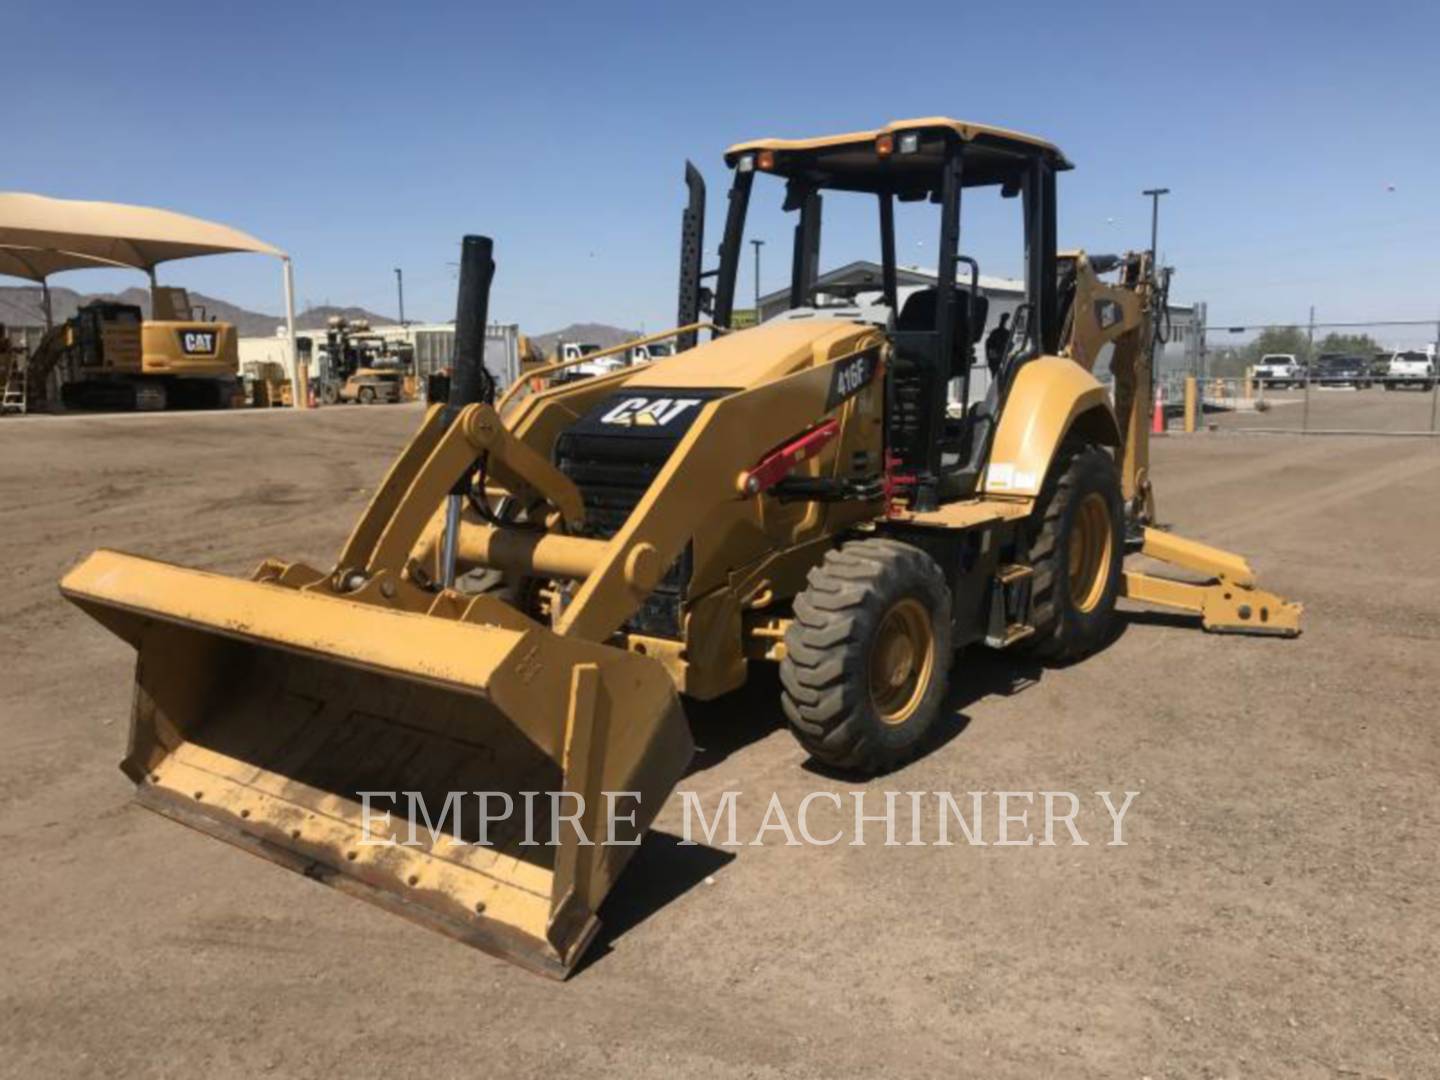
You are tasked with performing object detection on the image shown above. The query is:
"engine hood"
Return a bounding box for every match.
[624,318,882,391]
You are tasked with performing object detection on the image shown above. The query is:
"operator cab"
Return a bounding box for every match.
[687,117,1072,511]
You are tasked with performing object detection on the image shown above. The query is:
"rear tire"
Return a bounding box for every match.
[780,539,951,773]
[358,386,376,404]
[1023,443,1124,662]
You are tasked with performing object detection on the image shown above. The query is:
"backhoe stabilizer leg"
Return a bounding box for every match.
[1121,528,1303,637]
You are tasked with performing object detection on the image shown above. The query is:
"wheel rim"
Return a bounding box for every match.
[1067,492,1114,613]
[868,597,935,726]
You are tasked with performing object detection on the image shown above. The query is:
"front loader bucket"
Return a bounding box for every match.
[60,549,694,978]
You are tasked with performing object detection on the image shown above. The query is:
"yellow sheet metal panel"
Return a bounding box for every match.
[725,117,1067,164]
[141,321,238,378]
[893,497,1032,530]
[626,319,878,390]
[982,357,1120,498]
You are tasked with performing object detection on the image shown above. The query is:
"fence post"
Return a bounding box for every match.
[1430,313,1439,434]
[1302,305,1315,433]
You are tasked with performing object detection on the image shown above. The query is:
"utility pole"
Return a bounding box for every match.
[394,267,406,327]
[751,239,765,323]
[1142,188,1170,260]
[1140,189,1170,424]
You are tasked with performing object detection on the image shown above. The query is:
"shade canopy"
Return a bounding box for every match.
[0,245,134,283]
[0,192,303,405]
[0,192,285,276]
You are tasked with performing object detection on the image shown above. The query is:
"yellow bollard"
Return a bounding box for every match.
[1184,376,1197,433]
[1243,368,1254,401]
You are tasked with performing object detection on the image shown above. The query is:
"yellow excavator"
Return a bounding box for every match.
[61,118,1300,977]
[48,285,239,410]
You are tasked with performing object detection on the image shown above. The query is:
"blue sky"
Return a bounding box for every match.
[7,0,1438,341]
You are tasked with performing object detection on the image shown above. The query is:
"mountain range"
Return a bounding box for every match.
[0,285,391,337]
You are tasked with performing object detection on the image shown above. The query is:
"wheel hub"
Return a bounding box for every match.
[868,598,935,726]
[1067,492,1114,613]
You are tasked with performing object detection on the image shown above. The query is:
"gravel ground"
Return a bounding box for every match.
[1,398,1436,1079]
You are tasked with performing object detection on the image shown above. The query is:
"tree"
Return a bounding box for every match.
[1314,331,1382,358]
[1206,347,1250,379]
[1246,326,1312,365]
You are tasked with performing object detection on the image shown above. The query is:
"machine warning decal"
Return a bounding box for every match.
[178,330,217,355]
[599,396,704,427]
[824,351,878,411]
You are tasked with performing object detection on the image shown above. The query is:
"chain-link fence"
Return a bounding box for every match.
[1178,316,1440,435]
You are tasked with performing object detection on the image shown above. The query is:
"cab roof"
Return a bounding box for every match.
[724,117,1071,196]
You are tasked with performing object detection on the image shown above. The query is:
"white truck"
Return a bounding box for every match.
[1382,347,1436,391]
[554,342,620,380]
[1253,353,1304,389]
[556,339,674,379]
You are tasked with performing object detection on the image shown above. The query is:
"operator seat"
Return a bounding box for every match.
[888,285,989,450]
[894,287,990,365]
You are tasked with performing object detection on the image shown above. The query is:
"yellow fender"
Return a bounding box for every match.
[981,356,1121,498]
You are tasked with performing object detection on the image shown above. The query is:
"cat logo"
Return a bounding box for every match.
[599,396,703,427]
[179,330,217,355]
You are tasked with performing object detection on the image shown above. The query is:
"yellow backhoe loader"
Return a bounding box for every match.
[61,118,1301,978]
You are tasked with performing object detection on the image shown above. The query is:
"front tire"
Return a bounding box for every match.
[1024,443,1124,662]
[780,540,951,773]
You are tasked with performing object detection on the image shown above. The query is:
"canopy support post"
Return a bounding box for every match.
[41,280,53,331]
[282,257,306,408]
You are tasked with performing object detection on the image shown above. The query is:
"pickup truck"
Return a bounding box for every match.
[1309,354,1373,389]
[1253,354,1303,389]
[1383,349,1436,391]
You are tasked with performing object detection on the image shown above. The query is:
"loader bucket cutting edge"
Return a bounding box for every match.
[59,549,694,979]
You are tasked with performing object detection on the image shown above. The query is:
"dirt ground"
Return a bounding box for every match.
[2,398,1437,1079]
[1211,383,1440,434]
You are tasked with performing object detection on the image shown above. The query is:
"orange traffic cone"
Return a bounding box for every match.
[1151,385,1166,435]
